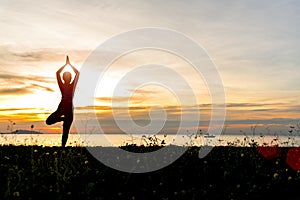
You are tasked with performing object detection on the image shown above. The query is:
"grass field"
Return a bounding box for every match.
[0,145,300,200]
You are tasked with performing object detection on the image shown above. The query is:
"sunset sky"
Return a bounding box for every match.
[0,0,300,135]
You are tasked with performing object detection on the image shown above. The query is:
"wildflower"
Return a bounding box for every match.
[13,191,20,197]
[53,151,57,155]
[4,156,9,160]
[84,160,89,165]
[273,173,279,178]
[45,152,50,156]
[34,149,38,153]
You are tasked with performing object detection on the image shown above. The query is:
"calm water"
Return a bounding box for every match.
[0,133,299,147]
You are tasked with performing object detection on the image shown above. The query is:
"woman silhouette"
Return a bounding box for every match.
[46,56,79,147]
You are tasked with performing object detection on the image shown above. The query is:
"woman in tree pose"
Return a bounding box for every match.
[46,56,79,147]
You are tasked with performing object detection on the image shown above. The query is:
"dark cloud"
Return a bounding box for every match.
[225,118,300,125]
[75,105,113,111]
[0,87,32,95]
[226,103,286,108]
[250,109,277,112]
[75,104,203,117]
[30,83,54,92]
[0,108,40,112]
[12,52,42,61]
[0,72,55,96]
[0,45,90,64]
[95,96,145,104]
[30,75,55,84]
[0,84,54,96]
[0,73,54,84]
[129,88,158,95]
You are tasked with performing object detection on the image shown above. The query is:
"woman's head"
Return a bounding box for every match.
[63,72,72,84]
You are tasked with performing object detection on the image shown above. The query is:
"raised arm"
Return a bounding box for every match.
[56,62,67,90]
[67,57,79,86]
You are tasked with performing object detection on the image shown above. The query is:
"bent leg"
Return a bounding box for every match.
[46,111,63,125]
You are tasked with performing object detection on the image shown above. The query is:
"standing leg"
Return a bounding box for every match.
[62,116,73,147]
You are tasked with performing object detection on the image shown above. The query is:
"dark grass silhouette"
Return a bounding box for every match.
[46,56,79,147]
[1,145,300,200]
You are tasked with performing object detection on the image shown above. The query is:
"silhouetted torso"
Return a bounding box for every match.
[61,84,74,101]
